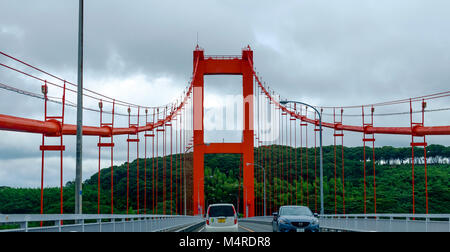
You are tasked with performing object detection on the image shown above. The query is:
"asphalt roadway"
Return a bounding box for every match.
[194,220,273,232]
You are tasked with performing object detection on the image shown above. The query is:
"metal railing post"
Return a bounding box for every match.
[58,219,62,232]
[389,216,393,232]
[375,216,378,232]
[406,217,409,232]
[20,221,28,232]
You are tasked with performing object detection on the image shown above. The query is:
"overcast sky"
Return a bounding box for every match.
[1,0,450,188]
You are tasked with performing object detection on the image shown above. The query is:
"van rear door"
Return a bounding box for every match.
[207,205,236,227]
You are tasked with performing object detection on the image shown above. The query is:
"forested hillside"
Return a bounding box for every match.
[0,145,449,215]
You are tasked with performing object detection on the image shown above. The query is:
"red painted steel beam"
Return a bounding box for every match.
[203,58,244,75]
[2,112,450,137]
[0,114,151,136]
[204,143,244,154]
[0,114,60,135]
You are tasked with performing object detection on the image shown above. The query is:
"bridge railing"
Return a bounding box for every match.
[204,55,242,60]
[243,214,450,232]
[0,214,203,232]
[320,214,450,232]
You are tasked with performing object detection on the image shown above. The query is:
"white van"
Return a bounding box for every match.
[204,203,238,232]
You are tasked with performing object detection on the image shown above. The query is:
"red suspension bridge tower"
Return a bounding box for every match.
[192,46,255,217]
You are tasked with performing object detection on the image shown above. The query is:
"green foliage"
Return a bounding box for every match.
[0,145,449,215]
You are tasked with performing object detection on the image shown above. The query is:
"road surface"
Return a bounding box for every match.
[193,220,273,232]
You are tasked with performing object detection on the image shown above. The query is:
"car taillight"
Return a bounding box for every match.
[232,206,237,224]
[206,219,210,225]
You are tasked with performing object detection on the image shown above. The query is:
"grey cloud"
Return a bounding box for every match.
[1,0,450,187]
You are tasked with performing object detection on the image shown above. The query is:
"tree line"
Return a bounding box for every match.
[0,145,449,215]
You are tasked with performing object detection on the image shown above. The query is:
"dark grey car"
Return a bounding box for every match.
[272,206,320,232]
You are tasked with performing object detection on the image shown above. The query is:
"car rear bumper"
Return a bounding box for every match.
[279,223,320,232]
[204,224,239,232]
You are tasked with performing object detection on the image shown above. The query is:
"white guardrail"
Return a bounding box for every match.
[244,214,450,232]
[0,214,203,232]
[320,214,450,232]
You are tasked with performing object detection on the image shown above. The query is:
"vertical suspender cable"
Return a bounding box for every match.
[292,105,295,206]
[333,108,337,214]
[264,96,268,215]
[300,106,304,205]
[111,100,115,214]
[362,106,375,214]
[40,80,66,224]
[280,104,286,205]
[272,96,275,213]
[260,93,263,215]
[262,86,266,215]
[256,80,259,216]
[175,111,178,214]
[285,106,288,205]
[156,108,159,214]
[294,104,298,205]
[253,80,262,216]
[341,108,346,215]
[314,112,318,213]
[163,107,167,215]
[152,108,156,214]
[305,108,309,208]
[144,109,148,214]
[181,107,184,214]
[98,100,102,214]
[60,81,66,220]
[126,107,130,214]
[137,107,140,214]
[280,101,284,206]
[184,97,187,215]
[265,98,269,215]
[289,106,292,205]
[410,99,429,215]
[280,101,283,207]
[371,106,376,214]
[409,99,415,216]
[268,96,271,214]
[170,114,173,215]
[259,84,262,216]
[181,106,185,215]
[180,106,183,215]
[40,81,47,226]
[362,106,367,214]
[178,109,181,214]
[178,106,184,215]
[422,100,428,214]
[239,156,241,215]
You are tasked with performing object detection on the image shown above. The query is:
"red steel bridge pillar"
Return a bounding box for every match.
[192,46,255,217]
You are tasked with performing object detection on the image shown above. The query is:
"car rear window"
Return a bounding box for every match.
[208,205,235,217]
[280,207,313,216]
